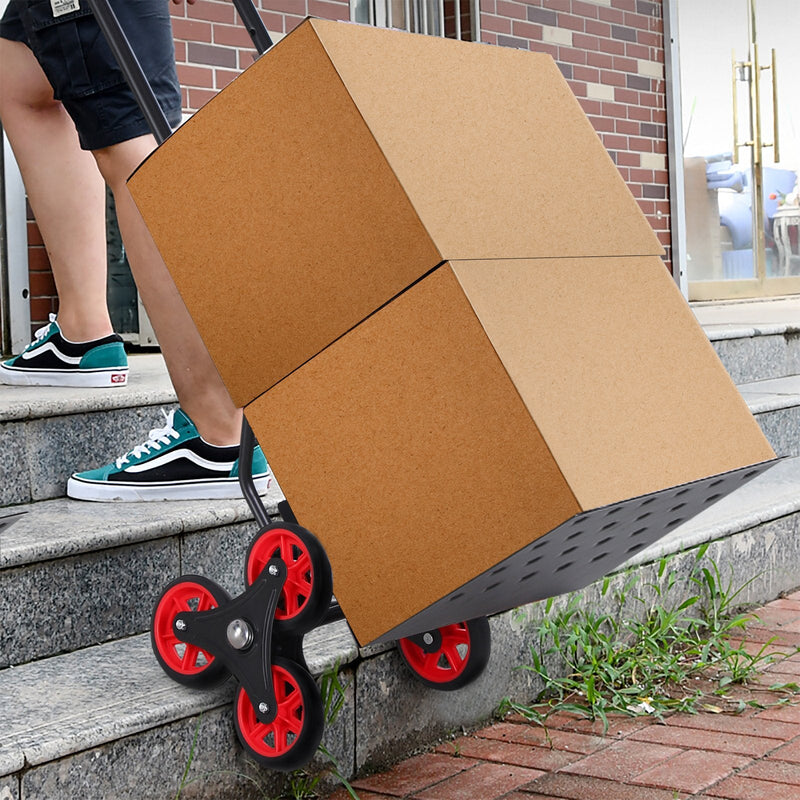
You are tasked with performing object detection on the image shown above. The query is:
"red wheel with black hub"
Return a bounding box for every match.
[151,575,231,687]
[245,522,333,634]
[233,658,324,771]
[398,617,491,690]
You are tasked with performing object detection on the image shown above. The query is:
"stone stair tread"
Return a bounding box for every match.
[0,483,285,570]
[692,296,800,341]
[738,373,800,414]
[0,619,358,776]
[0,354,174,422]
[629,453,800,569]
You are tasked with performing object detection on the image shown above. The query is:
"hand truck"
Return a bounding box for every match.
[87,0,492,770]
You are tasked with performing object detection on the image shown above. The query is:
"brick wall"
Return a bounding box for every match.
[170,0,350,113]
[23,0,669,333]
[479,0,671,268]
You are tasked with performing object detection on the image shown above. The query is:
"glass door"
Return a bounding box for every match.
[676,0,800,300]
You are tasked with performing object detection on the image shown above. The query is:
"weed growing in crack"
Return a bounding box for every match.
[501,544,799,732]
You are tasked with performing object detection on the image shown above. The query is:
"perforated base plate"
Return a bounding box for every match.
[373,460,778,644]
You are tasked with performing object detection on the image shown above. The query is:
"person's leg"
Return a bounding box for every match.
[0,38,112,343]
[92,135,243,446]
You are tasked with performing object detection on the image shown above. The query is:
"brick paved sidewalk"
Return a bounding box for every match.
[327,593,800,800]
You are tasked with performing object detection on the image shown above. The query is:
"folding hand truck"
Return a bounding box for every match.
[88,0,492,770]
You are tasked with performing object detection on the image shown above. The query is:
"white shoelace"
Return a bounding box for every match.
[25,313,58,352]
[116,409,181,469]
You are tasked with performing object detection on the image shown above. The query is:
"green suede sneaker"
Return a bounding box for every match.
[67,408,271,502]
[0,315,128,387]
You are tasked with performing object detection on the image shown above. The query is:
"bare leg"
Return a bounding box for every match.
[93,135,242,445]
[0,39,112,342]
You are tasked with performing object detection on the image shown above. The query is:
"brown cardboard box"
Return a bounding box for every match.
[245,257,774,644]
[129,19,775,645]
[129,17,662,407]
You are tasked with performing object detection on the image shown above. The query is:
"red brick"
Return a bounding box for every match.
[512,20,546,39]
[190,0,236,24]
[632,748,751,793]
[615,87,639,105]
[616,151,640,167]
[666,713,800,742]
[28,271,57,297]
[482,14,513,34]
[326,791,395,800]
[740,758,800,784]
[352,753,477,796]
[541,0,570,12]
[26,248,49,272]
[572,0,600,19]
[561,740,682,782]
[598,6,625,24]
[308,0,350,21]
[755,703,800,724]
[572,32,600,50]
[706,775,800,799]
[521,772,689,799]
[27,221,44,247]
[186,87,218,110]
[542,710,650,737]
[437,735,578,771]
[769,737,800,764]
[496,0,527,20]
[630,723,776,758]
[29,297,56,325]
[587,51,614,69]
[171,17,213,42]
[585,18,611,37]
[213,23,257,48]
[479,721,609,754]
[557,13,585,32]
[625,41,650,59]
[177,63,215,88]
[412,762,544,800]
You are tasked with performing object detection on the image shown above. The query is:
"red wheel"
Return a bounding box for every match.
[398,617,491,691]
[233,658,324,771]
[245,523,332,633]
[151,575,231,688]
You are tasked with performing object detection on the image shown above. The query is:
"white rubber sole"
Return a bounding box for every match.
[0,364,128,388]
[67,473,271,502]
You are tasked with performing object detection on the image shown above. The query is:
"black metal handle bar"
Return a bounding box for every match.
[86,0,273,147]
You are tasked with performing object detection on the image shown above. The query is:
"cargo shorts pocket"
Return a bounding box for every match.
[25,0,124,99]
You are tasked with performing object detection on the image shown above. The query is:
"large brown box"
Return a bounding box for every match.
[129,19,775,645]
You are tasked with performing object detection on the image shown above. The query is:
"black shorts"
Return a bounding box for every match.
[0,0,182,150]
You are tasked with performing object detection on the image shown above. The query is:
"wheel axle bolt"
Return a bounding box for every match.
[423,633,434,645]
[175,619,187,631]
[258,702,269,714]
[226,619,253,650]
[268,564,279,577]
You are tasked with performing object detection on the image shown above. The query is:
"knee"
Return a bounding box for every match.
[0,80,62,121]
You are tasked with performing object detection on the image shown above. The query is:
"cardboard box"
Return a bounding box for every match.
[129,19,776,645]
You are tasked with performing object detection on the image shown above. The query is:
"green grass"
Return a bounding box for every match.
[500,544,800,732]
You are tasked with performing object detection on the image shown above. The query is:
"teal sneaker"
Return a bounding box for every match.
[0,314,128,388]
[67,408,271,501]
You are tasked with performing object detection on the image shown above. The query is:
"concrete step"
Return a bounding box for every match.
[0,624,359,800]
[0,354,175,506]
[2,455,799,798]
[0,488,283,668]
[743,373,800,457]
[692,296,800,384]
